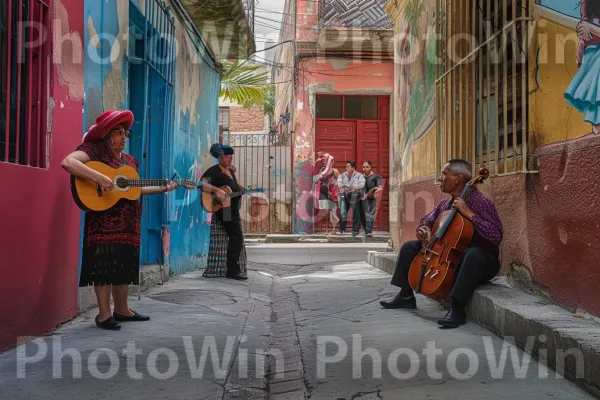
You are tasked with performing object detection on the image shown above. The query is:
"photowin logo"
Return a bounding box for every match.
[15,336,284,381]
[316,334,584,381]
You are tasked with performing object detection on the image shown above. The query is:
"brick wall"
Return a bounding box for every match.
[229,105,266,132]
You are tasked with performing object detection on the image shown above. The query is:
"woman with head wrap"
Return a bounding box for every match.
[313,152,340,235]
[203,163,248,279]
[199,143,248,280]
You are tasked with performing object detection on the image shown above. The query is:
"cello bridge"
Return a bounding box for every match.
[430,270,440,279]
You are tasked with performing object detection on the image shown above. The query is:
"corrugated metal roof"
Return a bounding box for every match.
[321,0,393,29]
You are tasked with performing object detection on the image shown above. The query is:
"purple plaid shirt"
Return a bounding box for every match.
[418,189,503,256]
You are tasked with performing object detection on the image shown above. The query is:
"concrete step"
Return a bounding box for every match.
[264,234,390,244]
[366,251,600,398]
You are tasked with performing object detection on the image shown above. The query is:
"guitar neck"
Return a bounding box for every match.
[226,191,246,199]
[126,179,177,187]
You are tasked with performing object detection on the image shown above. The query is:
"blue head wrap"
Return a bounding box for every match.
[210,143,234,158]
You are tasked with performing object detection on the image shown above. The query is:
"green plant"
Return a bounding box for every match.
[220,59,270,108]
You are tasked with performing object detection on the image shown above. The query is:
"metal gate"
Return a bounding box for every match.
[221,131,292,234]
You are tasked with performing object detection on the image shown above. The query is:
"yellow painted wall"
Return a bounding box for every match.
[529,8,593,148]
[404,126,437,180]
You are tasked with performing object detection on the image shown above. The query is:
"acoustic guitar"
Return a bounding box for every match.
[70,161,195,212]
[201,185,267,213]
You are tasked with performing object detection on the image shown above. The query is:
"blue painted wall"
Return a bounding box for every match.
[83,0,221,276]
[168,18,221,275]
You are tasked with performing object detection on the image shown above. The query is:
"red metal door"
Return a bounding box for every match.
[355,100,390,230]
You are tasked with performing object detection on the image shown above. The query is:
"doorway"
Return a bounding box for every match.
[314,95,390,233]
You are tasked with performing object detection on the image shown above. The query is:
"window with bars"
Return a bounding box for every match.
[219,107,230,131]
[435,0,534,176]
[0,0,50,168]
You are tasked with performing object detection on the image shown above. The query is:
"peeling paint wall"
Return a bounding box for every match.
[0,0,84,352]
[168,10,220,275]
[83,0,220,276]
[84,0,128,129]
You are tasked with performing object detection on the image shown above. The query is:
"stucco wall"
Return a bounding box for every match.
[0,0,84,352]
[83,0,220,277]
[387,1,600,317]
[168,11,220,275]
[292,58,394,233]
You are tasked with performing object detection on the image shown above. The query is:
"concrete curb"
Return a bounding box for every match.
[264,234,389,244]
[366,251,600,399]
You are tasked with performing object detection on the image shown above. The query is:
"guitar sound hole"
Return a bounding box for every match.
[116,178,129,188]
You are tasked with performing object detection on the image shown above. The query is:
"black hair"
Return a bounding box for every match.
[346,160,356,168]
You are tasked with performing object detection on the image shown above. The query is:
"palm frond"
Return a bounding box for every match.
[220,59,270,107]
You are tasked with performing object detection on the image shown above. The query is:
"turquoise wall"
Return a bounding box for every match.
[83,0,221,276]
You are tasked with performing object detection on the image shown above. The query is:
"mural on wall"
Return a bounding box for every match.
[562,0,600,135]
[395,0,437,178]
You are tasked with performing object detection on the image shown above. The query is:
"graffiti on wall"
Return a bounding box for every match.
[393,0,437,180]
[560,0,600,135]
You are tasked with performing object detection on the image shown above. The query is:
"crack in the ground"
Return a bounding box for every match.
[295,298,381,323]
[220,274,265,400]
[348,384,383,400]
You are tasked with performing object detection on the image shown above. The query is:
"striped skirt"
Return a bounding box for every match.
[203,217,248,278]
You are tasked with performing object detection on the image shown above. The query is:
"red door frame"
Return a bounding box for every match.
[313,94,390,232]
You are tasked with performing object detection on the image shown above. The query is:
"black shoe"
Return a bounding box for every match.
[226,273,248,281]
[438,307,467,328]
[95,315,121,330]
[113,310,150,322]
[380,293,417,309]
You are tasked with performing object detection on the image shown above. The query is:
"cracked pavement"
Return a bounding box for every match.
[0,243,595,400]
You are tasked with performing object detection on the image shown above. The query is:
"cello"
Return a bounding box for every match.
[407,168,490,301]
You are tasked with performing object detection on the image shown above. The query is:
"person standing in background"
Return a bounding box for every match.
[360,160,384,237]
[337,160,365,237]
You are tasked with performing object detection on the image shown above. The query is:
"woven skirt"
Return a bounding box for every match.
[203,217,248,278]
[79,243,140,287]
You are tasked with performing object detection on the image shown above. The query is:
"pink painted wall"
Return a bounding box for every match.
[396,134,600,318]
[292,58,394,232]
[296,0,320,42]
[0,0,84,352]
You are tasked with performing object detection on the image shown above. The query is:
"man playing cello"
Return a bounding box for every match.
[380,159,503,328]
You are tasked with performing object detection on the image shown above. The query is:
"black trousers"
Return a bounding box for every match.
[390,240,501,306]
[216,210,243,277]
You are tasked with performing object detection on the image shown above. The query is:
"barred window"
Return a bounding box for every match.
[0,0,50,168]
[435,0,533,176]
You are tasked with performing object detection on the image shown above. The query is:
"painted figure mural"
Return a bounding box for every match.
[564,0,600,135]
